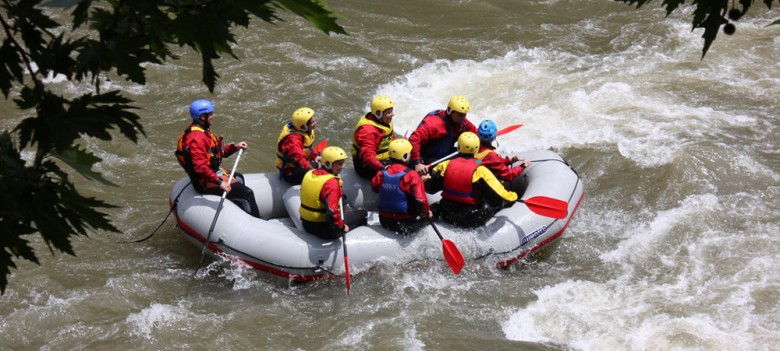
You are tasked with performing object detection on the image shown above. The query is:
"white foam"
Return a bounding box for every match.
[501,278,759,350]
[376,24,778,167]
[600,193,721,264]
[125,300,216,340]
[218,259,261,291]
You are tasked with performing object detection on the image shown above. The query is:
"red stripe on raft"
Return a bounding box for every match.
[496,191,585,269]
[169,199,332,282]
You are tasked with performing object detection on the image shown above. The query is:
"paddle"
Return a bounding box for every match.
[496,123,523,137]
[428,217,465,274]
[195,148,244,274]
[520,196,569,219]
[426,124,524,168]
[308,139,328,160]
[339,199,351,295]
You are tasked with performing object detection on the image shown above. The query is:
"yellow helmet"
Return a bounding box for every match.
[321,146,348,169]
[447,96,470,114]
[292,107,315,131]
[457,132,480,155]
[370,96,394,117]
[387,139,412,163]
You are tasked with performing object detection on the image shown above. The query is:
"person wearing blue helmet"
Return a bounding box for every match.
[474,119,530,183]
[176,99,260,217]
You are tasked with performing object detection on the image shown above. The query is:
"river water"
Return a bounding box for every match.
[1,1,778,350]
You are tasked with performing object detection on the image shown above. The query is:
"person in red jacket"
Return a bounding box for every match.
[352,96,396,179]
[371,139,432,235]
[409,95,478,175]
[299,147,367,240]
[475,119,530,183]
[276,107,319,185]
[426,132,518,227]
[176,99,259,217]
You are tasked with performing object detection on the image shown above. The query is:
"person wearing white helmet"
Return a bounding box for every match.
[276,107,319,185]
[299,146,367,240]
[370,139,432,235]
[409,95,478,175]
[351,96,397,179]
[426,132,517,227]
[176,99,259,217]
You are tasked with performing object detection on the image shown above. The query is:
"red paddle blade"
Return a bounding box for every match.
[312,139,328,154]
[522,196,568,219]
[442,239,465,274]
[497,124,523,137]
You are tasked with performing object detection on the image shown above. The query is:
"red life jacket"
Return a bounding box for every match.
[441,157,481,205]
[176,125,223,189]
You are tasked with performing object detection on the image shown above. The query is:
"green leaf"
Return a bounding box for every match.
[50,146,117,186]
[274,0,347,35]
[2,0,349,295]
[660,0,684,16]
[739,0,754,15]
[0,131,42,294]
[42,0,86,7]
[698,9,728,59]
[0,42,22,98]
[0,235,37,294]
[71,0,93,29]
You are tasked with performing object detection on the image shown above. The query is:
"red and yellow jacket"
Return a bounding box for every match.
[276,122,316,176]
[432,157,517,205]
[352,113,394,172]
[475,144,524,182]
[176,124,239,190]
[299,168,346,230]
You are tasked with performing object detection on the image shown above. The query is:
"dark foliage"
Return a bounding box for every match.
[0,0,345,293]
[615,0,779,58]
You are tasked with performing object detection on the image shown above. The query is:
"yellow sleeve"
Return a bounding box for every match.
[473,166,518,202]
[432,160,449,176]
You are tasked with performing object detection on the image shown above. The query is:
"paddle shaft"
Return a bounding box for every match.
[428,217,446,241]
[426,124,523,168]
[340,199,351,295]
[427,217,465,275]
[195,148,244,272]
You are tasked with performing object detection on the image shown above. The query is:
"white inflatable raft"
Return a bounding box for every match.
[170,150,584,282]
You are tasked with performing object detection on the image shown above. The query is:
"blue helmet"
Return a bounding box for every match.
[477,119,497,142]
[189,99,215,119]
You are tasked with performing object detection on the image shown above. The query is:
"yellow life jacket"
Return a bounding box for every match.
[351,114,393,161]
[299,170,342,223]
[276,122,316,170]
